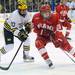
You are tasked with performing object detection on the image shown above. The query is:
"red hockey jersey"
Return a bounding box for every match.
[32,12,62,36]
[56,4,71,30]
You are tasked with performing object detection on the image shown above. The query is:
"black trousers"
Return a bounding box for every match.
[4,28,14,45]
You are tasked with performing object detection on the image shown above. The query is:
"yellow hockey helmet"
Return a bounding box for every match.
[18,2,27,10]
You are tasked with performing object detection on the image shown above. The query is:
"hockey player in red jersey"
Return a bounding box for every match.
[56,2,72,40]
[32,3,75,68]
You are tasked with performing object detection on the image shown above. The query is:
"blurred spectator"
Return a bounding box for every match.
[0,4,5,13]
[60,0,71,7]
[65,0,71,7]
[0,0,68,12]
[51,0,55,12]
[33,1,38,11]
[70,0,75,10]
[0,4,2,13]
[69,0,75,18]
[56,0,60,5]
[27,0,33,12]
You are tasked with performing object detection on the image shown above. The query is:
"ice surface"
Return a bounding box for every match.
[0,23,75,75]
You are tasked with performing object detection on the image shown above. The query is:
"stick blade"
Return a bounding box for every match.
[0,66,9,70]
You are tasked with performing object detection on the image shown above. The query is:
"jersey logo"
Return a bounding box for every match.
[18,23,23,28]
[37,23,53,31]
[11,22,15,27]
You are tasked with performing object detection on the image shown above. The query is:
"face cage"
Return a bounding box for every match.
[40,11,51,19]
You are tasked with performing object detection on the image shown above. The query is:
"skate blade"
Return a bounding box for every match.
[49,65,55,69]
[23,59,34,62]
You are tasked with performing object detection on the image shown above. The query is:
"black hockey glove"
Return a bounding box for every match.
[25,22,32,33]
[49,30,55,40]
[17,29,28,42]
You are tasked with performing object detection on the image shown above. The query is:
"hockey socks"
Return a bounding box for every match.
[23,45,34,62]
[38,48,53,68]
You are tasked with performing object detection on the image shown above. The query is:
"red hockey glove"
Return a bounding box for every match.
[54,39,62,48]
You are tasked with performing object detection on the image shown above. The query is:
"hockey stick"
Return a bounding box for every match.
[50,31,75,63]
[0,41,23,70]
[62,51,75,63]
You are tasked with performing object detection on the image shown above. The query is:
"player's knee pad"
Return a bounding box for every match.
[35,40,45,49]
[23,37,30,46]
[4,44,14,53]
[23,45,30,51]
[23,37,30,52]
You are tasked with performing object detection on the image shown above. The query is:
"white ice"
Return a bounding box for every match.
[0,22,75,75]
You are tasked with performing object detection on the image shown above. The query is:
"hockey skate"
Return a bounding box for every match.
[23,51,34,62]
[46,59,54,69]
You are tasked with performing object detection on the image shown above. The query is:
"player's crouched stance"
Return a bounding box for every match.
[0,2,34,62]
[32,3,75,68]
